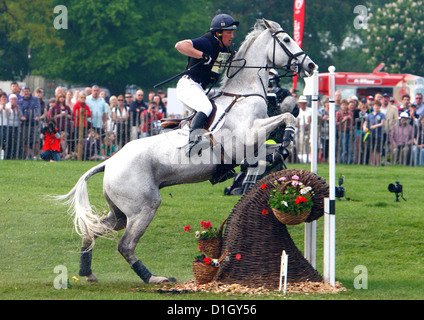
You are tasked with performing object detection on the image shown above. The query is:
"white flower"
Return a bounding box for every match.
[195,231,200,238]
[301,186,312,194]
[281,201,289,207]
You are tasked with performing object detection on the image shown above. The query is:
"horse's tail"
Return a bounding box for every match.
[53,162,111,247]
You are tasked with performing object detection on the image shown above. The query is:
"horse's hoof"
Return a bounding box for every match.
[148,275,176,284]
[86,273,98,282]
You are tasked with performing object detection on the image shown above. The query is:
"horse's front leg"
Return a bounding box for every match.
[249,113,296,148]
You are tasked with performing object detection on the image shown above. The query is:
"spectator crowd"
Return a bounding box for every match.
[1,81,423,167]
[292,90,424,166]
[0,83,167,161]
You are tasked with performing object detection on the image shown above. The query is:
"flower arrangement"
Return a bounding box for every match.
[194,254,220,267]
[194,220,219,240]
[184,220,222,258]
[268,175,314,216]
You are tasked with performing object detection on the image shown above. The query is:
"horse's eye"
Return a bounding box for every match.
[283,37,290,43]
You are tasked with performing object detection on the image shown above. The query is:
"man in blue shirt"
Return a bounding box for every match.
[175,14,239,157]
[86,85,107,134]
[18,86,41,159]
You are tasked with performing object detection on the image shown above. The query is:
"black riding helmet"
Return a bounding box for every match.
[210,14,239,32]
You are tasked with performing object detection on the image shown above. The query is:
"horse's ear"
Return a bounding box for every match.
[262,18,273,31]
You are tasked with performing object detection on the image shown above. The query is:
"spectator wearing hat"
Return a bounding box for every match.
[295,95,311,163]
[389,112,414,165]
[366,95,374,110]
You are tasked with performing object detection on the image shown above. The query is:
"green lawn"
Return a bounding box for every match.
[0,160,423,300]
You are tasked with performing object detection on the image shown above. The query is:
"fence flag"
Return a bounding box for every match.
[293,0,305,90]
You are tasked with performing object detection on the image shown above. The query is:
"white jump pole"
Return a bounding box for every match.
[304,66,319,268]
[324,66,336,286]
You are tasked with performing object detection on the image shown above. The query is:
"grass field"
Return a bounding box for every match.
[0,160,423,300]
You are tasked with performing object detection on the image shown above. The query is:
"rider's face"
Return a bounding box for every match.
[219,30,234,47]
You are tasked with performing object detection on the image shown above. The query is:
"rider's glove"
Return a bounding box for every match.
[202,52,213,65]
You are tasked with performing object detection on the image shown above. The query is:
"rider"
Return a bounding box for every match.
[175,13,239,157]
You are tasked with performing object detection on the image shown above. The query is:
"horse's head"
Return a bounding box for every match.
[262,19,315,78]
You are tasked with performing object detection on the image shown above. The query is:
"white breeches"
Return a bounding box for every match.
[176,76,213,116]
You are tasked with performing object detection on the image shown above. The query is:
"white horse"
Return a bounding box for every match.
[55,19,315,284]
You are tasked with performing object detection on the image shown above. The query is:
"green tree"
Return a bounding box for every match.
[31,0,212,93]
[0,0,63,80]
[365,0,424,75]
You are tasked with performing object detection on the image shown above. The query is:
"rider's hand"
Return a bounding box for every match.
[202,52,213,65]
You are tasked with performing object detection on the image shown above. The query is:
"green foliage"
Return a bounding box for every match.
[30,0,212,92]
[365,0,424,74]
[1,1,422,93]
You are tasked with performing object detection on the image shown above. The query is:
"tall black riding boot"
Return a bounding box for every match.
[185,111,210,157]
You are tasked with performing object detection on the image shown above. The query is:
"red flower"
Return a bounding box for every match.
[201,220,212,229]
[262,209,268,215]
[184,225,190,232]
[260,184,267,190]
[198,246,202,251]
[203,257,212,265]
[295,196,307,204]
[235,254,242,260]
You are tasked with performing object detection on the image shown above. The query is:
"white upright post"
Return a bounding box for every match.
[279,250,288,294]
[324,66,336,286]
[304,66,319,268]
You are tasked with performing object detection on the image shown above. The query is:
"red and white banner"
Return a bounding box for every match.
[293,0,305,90]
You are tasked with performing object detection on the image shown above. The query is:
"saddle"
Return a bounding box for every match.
[161,101,218,131]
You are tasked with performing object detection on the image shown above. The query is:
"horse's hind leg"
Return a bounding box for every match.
[116,190,171,284]
[79,193,127,282]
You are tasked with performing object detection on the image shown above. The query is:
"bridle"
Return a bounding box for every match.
[225,22,312,81]
[269,29,309,77]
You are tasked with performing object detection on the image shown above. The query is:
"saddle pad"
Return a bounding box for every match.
[164,106,227,149]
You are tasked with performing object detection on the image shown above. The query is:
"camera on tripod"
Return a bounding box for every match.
[388,181,406,202]
[335,175,345,199]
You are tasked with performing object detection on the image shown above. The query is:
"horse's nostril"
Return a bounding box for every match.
[308,63,315,71]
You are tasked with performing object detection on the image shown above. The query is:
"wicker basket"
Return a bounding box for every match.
[269,180,312,225]
[193,250,229,284]
[197,218,227,259]
[272,208,311,225]
[193,262,219,284]
[198,238,220,258]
